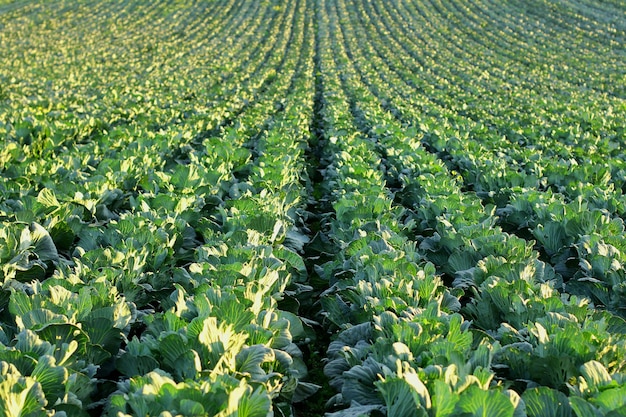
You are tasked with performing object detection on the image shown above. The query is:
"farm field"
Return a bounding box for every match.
[1,0,626,416]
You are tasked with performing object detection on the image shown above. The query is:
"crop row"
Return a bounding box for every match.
[312,0,626,415]
[0,0,320,415]
[327,0,626,320]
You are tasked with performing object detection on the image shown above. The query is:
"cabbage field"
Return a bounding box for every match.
[1,0,626,416]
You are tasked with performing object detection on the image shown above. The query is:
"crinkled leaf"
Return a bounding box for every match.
[89,303,134,330]
[14,330,54,360]
[533,222,568,258]
[324,358,352,391]
[9,291,33,322]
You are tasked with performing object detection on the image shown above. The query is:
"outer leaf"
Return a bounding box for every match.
[505,389,527,417]
[236,385,272,417]
[376,376,428,417]
[321,295,352,327]
[569,397,603,417]
[342,358,386,406]
[35,324,89,366]
[30,222,59,263]
[83,317,122,354]
[36,188,61,210]
[116,352,160,378]
[292,381,321,403]
[31,355,67,405]
[432,380,459,417]
[179,398,205,416]
[236,345,274,382]
[0,362,47,417]
[594,386,626,413]
[522,387,572,417]
[14,330,54,363]
[15,308,67,332]
[580,361,612,390]
[159,333,200,380]
[278,311,305,340]
[455,386,515,417]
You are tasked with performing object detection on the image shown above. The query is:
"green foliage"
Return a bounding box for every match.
[108,370,272,417]
[2,0,626,415]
